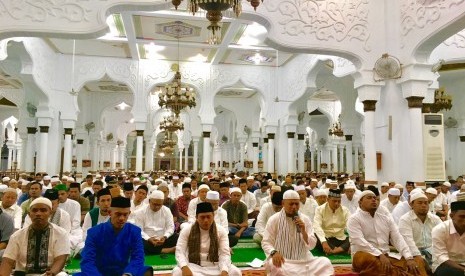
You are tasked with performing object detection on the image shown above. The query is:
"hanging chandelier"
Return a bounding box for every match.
[169,0,264,44]
[160,113,184,132]
[424,87,453,113]
[328,121,344,137]
[158,71,196,115]
[159,131,178,154]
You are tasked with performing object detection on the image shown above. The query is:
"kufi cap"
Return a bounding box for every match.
[388,188,400,196]
[325,179,332,184]
[206,191,220,200]
[311,178,318,182]
[44,189,59,201]
[461,184,465,190]
[149,190,165,200]
[247,176,254,180]
[51,177,60,183]
[154,178,163,183]
[173,175,179,180]
[55,184,67,191]
[198,184,210,191]
[61,176,68,181]
[3,187,16,195]
[43,176,51,181]
[328,189,342,198]
[451,201,465,211]
[67,177,75,182]
[314,189,328,197]
[30,197,52,209]
[142,174,149,178]
[196,202,214,215]
[158,182,169,189]
[230,187,242,195]
[283,190,300,200]
[271,185,281,192]
[456,192,465,202]
[182,183,191,189]
[123,182,134,191]
[330,180,338,185]
[425,188,437,195]
[394,183,404,189]
[21,180,30,186]
[234,176,241,180]
[268,181,276,186]
[96,174,102,178]
[345,183,356,190]
[346,180,355,186]
[184,177,192,183]
[225,177,232,182]
[133,177,141,182]
[410,192,427,203]
[111,196,131,208]
[442,181,451,187]
[2,177,10,182]
[294,185,306,192]
[0,184,8,192]
[358,190,376,202]
[410,188,424,196]
[380,182,389,187]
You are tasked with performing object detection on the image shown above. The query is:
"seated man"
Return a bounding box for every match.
[341,182,359,214]
[314,189,328,206]
[399,192,442,267]
[0,187,22,230]
[295,185,318,221]
[313,189,350,255]
[134,190,177,255]
[392,188,424,224]
[187,184,210,223]
[128,185,148,223]
[68,182,90,224]
[254,181,270,209]
[253,192,282,245]
[206,191,238,248]
[56,184,82,250]
[431,201,465,275]
[262,190,334,276]
[348,190,427,276]
[0,206,14,257]
[260,184,280,207]
[238,179,258,219]
[222,187,255,238]
[176,183,194,224]
[77,197,153,276]
[380,188,401,213]
[172,202,241,276]
[0,198,69,276]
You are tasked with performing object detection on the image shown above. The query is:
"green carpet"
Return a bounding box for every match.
[65,239,351,273]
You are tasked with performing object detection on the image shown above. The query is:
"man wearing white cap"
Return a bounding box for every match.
[222,187,255,238]
[380,188,401,213]
[425,188,438,215]
[379,182,390,201]
[309,178,319,196]
[450,183,465,203]
[42,175,52,191]
[392,188,424,224]
[262,190,334,276]
[399,192,442,266]
[168,175,182,200]
[134,190,177,255]
[260,184,280,207]
[0,198,70,276]
[431,183,449,220]
[187,184,211,223]
[238,179,258,218]
[295,185,318,221]
[205,191,238,248]
[440,181,452,205]
[0,188,21,230]
[254,192,283,245]
[1,177,10,185]
[348,190,427,276]
[341,181,359,214]
[314,189,328,206]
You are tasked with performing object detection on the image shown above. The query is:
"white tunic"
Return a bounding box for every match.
[214,207,229,231]
[391,201,411,224]
[134,205,174,240]
[0,201,22,229]
[168,183,183,200]
[241,190,257,214]
[187,197,204,223]
[432,220,465,272]
[299,198,318,221]
[58,199,81,231]
[255,202,278,237]
[379,198,398,213]
[341,194,359,215]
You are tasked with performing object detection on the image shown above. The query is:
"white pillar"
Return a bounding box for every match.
[227,144,233,171]
[354,145,360,172]
[193,137,199,171]
[92,140,100,171]
[15,145,22,170]
[252,142,259,173]
[76,139,84,173]
[287,132,295,173]
[363,100,377,183]
[262,139,268,172]
[111,144,117,170]
[238,139,246,169]
[136,130,144,172]
[297,134,305,173]
[406,96,425,183]
[331,145,338,173]
[119,145,126,170]
[99,144,105,171]
[202,132,211,172]
[63,128,73,173]
[345,136,353,174]
[184,143,189,171]
[267,134,275,173]
[7,145,13,170]
[338,144,345,173]
[145,141,153,171]
[317,147,321,172]
[37,126,49,172]
[179,148,183,170]
[310,148,316,172]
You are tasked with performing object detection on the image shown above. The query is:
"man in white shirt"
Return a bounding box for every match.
[399,192,442,267]
[379,182,390,201]
[253,182,269,209]
[134,190,177,255]
[56,184,82,251]
[239,179,257,218]
[260,184,280,207]
[347,190,427,276]
[253,192,282,245]
[0,188,21,230]
[341,182,358,214]
[392,188,424,224]
[431,201,465,275]
[295,185,318,221]
[187,184,210,223]
[314,189,328,206]
[432,182,449,220]
[128,185,148,223]
[440,181,452,206]
[168,175,182,200]
[380,188,401,213]
[206,191,238,248]
[172,202,241,276]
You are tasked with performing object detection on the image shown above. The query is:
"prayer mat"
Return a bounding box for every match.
[153,266,358,275]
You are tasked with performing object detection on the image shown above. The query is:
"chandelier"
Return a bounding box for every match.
[160,113,184,132]
[328,121,344,137]
[159,131,178,154]
[169,0,264,44]
[424,87,453,113]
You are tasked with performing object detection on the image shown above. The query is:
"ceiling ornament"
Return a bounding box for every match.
[328,117,344,138]
[159,113,184,132]
[159,131,177,154]
[169,0,263,44]
[423,87,452,113]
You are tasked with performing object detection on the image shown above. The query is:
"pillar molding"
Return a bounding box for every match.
[27,127,37,134]
[268,133,275,139]
[136,130,144,136]
[77,139,84,144]
[345,135,353,141]
[362,100,377,112]
[64,128,73,135]
[203,131,211,138]
[252,142,258,147]
[297,134,305,140]
[287,132,295,139]
[406,96,424,108]
[39,126,49,133]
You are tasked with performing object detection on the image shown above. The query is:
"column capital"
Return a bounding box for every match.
[136,130,144,136]
[297,134,305,140]
[64,128,73,135]
[460,136,465,142]
[27,127,37,134]
[345,135,353,141]
[264,138,269,143]
[39,126,49,133]
[202,131,211,138]
[362,100,377,112]
[406,96,424,108]
[252,142,258,147]
[287,132,295,139]
[77,139,84,144]
[267,133,275,139]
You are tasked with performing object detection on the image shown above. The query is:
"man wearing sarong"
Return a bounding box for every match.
[261,190,334,276]
[172,202,241,276]
[77,196,153,276]
[348,190,428,276]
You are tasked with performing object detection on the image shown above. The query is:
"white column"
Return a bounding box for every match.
[193,137,199,171]
[202,132,211,172]
[184,143,189,171]
[297,134,305,172]
[7,145,13,170]
[63,128,73,173]
[238,138,246,169]
[354,145,360,172]
[111,144,117,170]
[37,126,49,172]
[310,148,316,172]
[345,136,353,174]
[99,144,105,171]
[179,148,183,170]
[267,134,275,173]
[331,145,338,172]
[76,139,84,173]
[338,144,345,173]
[287,132,295,173]
[406,96,425,183]
[317,147,321,172]
[135,130,144,172]
[363,100,377,183]
[145,141,154,171]
[15,145,22,170]
[262,139,268,172]
[92,140,100,171]
[119,145,126,170]
[252,142,259,173]
[227,144,233,171]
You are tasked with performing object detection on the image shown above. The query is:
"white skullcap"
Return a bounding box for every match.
[394,183,404,189]
[283,190,300,200]
[268,181,276,186]
[158,182,169,189]
[142,174,149,178]
[230,187,242,195]
[294,185,306,192]
[198,184,210,191]
[442,181,451,187]
[410,188,424,196]
[358,190,376,202]
[67,177,75,182]
[43,176,51,181]
[380,182,389,187]
[51,177,60,183]
[206,191,220,200]
[247,176,254,180]
[2,177,10,182]
[3,187,17,195]
[234,176,241,180]
[149,190,165,200]
[225,177,232,182]
[271,185,281,192]
[21,180,29,186]
[133,177,140,182]
[154,178,163,183]
[149,185,158,193]
[311,178,318,182]
[173,176,179,180]
[346,180,355,186]
[425,188,438,195]
[0,184,8,192]
[388,188,400,196]
[330,180,338,185]
[184,177,192,183]
[325,179,332,184]
[410,192,427,203]
[30,197,52,209]
[345,183,356,190]
[96,174,102,178]
[461,184,465,190]
[314,189,328,197]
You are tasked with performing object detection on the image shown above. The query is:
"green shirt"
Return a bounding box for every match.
[222,200,248,224]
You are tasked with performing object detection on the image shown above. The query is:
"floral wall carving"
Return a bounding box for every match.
[443,29,465,48]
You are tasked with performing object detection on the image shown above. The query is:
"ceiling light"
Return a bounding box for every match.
[115,102,131,110]
[188,53,208,62]
[129,118,135,123]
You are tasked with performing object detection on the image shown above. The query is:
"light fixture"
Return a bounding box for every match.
[328,120,344,137]
[159,113,184,132]
[159,131,178,154]
[423,87,452,113]
[169,0,264,44]
[115,102,131,110]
